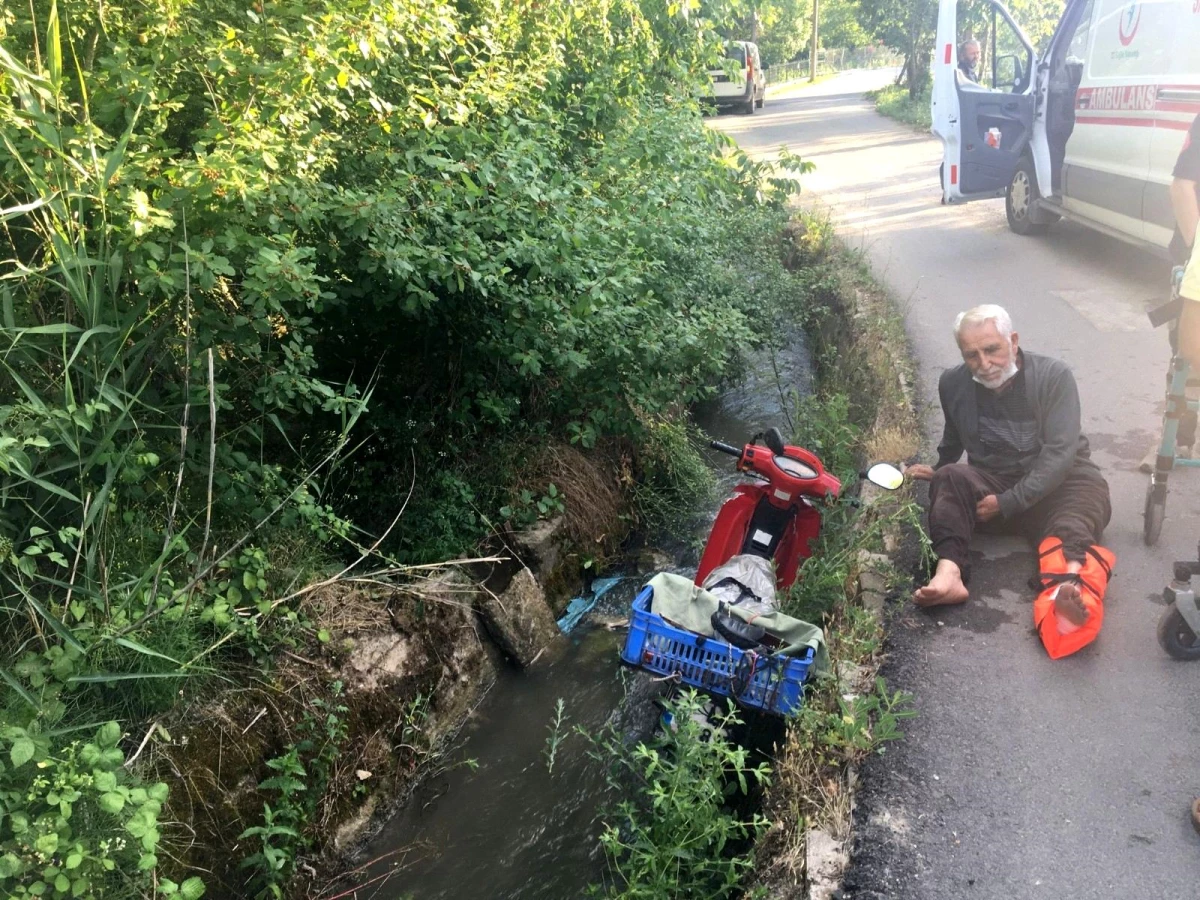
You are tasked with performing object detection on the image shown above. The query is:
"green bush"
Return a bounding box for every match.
[591,691,769,899]
[0,0,814,891]
[0,722,204,900]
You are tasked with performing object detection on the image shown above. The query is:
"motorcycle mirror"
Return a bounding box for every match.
[864,462,904,491]
[764,427,786,455]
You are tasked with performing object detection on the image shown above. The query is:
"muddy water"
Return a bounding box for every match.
[358,327,811,899]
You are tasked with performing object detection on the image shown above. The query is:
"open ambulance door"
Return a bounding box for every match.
[933,0,1038,203]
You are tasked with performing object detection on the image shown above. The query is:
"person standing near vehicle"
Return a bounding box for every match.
[958,39,981,83]
[906,305,1116,659]
[1173,115,1200,371]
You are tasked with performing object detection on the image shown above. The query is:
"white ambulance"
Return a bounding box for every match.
[932,0,1200,252]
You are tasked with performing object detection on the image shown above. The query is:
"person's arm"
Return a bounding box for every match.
[1173,116,1200,247]
[995,362,1081,518]
[1172,176,1199,248]
[935,371,965,469]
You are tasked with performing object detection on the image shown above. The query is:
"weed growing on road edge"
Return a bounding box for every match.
[750,211,925,894]
[869,83,933,130]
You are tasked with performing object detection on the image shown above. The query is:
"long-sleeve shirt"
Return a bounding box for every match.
[935,351,1098,519]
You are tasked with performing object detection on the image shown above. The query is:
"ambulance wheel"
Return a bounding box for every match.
[1158,605,1200,661]
[1006,157,1050,236]
[1143,482,1166,546]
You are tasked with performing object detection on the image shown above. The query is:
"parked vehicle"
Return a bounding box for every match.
[620,426,902,716]
[707,41,766,115]
[932,0,1200,248]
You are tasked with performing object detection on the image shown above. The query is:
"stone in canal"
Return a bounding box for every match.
[479,566,566,668]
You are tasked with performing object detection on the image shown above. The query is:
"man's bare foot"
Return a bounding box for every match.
[914,559,969,607]
[1054,582,1090,626]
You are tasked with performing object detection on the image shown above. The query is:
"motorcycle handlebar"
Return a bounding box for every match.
[710,440,742,457]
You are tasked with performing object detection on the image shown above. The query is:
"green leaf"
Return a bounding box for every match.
[69,672,188,684]
[64,853,82,871]
[10,736,35,768]
[55,874,70,894]
[96,721,121,748]
[113,637,182,665]
[180,876,206,900]
[0,851,23,878]
[45,1,62,91]
[98,791,125,814]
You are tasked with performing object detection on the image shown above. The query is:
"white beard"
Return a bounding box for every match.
[972,356,1019,389]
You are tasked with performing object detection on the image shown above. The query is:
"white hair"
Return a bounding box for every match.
[962,39,981,49]
[954,304,1014,340]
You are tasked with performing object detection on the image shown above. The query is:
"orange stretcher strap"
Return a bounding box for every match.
[1032,537,1115,660]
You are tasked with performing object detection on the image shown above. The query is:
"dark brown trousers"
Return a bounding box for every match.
[927,463,1112,572]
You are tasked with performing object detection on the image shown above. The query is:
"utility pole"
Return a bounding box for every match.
[809,0,819,82]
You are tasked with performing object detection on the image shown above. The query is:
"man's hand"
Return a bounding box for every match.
[904,464,935,482]
[975,494,1001,522]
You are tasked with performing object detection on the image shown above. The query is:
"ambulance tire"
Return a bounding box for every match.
[1006,156,1055,236]
[1157,605,1200,661]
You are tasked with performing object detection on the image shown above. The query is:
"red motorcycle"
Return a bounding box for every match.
[699,427,843,595]
[621,427,902,715]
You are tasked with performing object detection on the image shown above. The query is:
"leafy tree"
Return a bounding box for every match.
[734,0,812,66]
[856,0,938,95]
[821,0,872,50]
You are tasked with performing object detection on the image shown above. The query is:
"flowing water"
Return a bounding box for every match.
[357,327,812,899]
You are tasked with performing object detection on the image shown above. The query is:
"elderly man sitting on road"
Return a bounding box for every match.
[906,305,1116,659]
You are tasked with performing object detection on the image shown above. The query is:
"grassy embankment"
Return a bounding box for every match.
[753,214,929,895]
[870,83,933,130]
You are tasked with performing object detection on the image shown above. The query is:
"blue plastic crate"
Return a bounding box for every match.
[620,585,815,716]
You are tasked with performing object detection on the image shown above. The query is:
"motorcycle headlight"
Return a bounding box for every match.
[773,455,817,479]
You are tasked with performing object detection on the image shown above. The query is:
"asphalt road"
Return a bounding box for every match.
[713,71,1200,898]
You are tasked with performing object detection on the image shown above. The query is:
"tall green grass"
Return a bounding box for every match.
[0,1,362,734]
